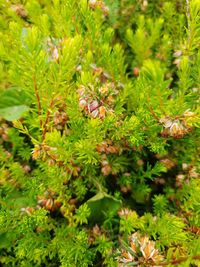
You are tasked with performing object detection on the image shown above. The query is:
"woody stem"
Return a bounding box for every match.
[33,75,43,129]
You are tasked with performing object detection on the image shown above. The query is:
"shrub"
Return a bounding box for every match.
[0,0,199,266]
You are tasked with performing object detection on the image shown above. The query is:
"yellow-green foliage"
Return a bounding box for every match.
[0,0,199,266]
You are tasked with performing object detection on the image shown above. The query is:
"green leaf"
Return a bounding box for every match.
[0,88,30,121]
[0,232,17,249]
[87,191,121,223]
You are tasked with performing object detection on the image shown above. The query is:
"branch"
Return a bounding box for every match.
[160,254,200,266]
[147,97,160,122]
[137,254,200,266]
[42,97,55,142]
[33,75,43,129]
[186,0,191,31]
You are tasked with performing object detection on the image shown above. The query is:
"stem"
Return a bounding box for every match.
[186,0,191,31]
[160,254,200,266]
[42,97,55,141]
[147,97,160,122]
[33,75,43,129]
[186,0,193,53]
[125,254,200,266]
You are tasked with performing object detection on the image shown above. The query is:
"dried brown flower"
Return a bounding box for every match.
[11,4,28,18]
[159,115,193,139]
[116,232,164,267]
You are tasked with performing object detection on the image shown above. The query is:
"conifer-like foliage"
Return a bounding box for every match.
[0,0,199,266]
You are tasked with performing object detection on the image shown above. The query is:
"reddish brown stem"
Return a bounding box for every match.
[42,98,55,141]
[33,75,43,128]
[160,254,200,266]
[148,97,160,122]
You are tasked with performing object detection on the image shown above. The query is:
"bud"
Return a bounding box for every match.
[88,100,99,113]
[160,158,175,170]
[23,165,31,173]
[141,0,148,11]
[176,174,185,187]
[99,106,107,119]
[79,98,87,109]
[88,0,97,9]
[52,47,59,61]
[21,207,33,215]
[169,121,184,136]
[107,95,114,104]
[102,5,109,16]
[101,164,112,176]
[173,58,181,66]
[133,67,140,77]
[182,163,188,170]
[90,108,99,118]
[77,86,86,97]
[137,159,144,166]
[32,145,42,160]
[159,117,173,128]
[173,50,182,57]
[120,185,132,193]
[11,4,28,18]
[101,160,109,166]
[118,208,130,217]
[99,85,109,95]
[183,110,195,117]
[76,65,82,72]
[46,198,54,211]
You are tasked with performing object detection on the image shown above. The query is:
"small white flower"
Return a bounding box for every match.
[159,117,173,128]
[79,98,87,109]
[88,100,99,113]
[173,50,182,57]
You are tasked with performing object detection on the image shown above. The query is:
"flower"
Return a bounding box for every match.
[159,117,173,128]
[118,208,130,217]
[160,116,192,139]
[88,100,99,113]
[116,232,164,266]
[32,145,42,160]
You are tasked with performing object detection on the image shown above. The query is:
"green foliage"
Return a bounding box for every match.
[0,0,199,266]
[0,87,30,121]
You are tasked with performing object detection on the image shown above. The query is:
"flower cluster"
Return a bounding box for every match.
[53,110,68,130]
[116,232,164,267]
[0,121,9,143]
[100,154,113,176]
[96,140,121,154]
[50,96,68,130]
[46,38,61,62]
[32,144,57,161]
[37,189,62,212]
[88,0,109,17]
[77,81,118,119]
[176,164,199,187]
[118,208,131,217]
[21,207,34,216]
[173,50,182,67]
[88,224,102,244]
[11,4,28,19]
[159,111,194,138]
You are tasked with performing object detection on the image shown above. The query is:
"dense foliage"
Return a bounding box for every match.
[0,0,200,266]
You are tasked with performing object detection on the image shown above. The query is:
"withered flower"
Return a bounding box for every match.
[116,232,164,267]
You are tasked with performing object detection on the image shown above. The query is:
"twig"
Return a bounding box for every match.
[186,0,191,31]
[42,97,55,141]
[186,0,192,53]
[147,97,160,122]
[124,254,200,266]
[33,75,43,129]
[160,254,200,266]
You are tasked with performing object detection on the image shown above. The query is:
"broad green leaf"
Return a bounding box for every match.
[0,88,30,121]
[87,191,121,223]
[0,232,17,249]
